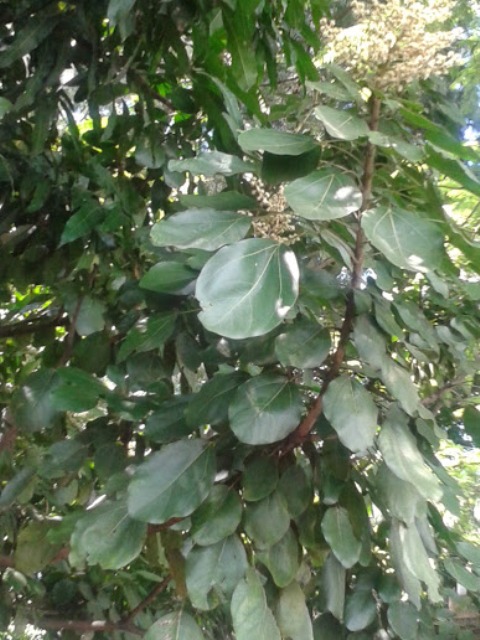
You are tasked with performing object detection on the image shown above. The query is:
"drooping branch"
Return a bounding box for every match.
[0,315,67,339]
[288,96,381,446]
[122,575,171,624]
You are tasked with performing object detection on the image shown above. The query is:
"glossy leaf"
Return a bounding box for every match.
[243,490,291,548]
[11,369,61,432]
[117,312,176,361]
[387,601,419,640]
[127,440,216,523]
[321,553,346,621]
[196,238,299,339]
[231,568,281,640]
[140,262,197,294]
[378,406,442,501]
[321,507,362,569]
[229,374,303,445]
[186,536,248,610]
[314,106,369,140]
[444,559,480,592]
[242,457,279,502]
[257,528,301,587]
[376,464,425,524]
[239,129,317,155]
[151,209,251,251]
[50,367,105,412]
[276,581,314,640]
[70,499,146,570]
[169,151,254,176]
[362,205,444,272]
[179,191,256,211]
[191,485,243,546]
[145,610,205,640]
[145,396,194,443]
[278,464,312,517]
[275,319,331,368]
[284,170,362,220]
[186,372,248,427]
[323,376,377,453]
[0,18,57,68]
[344,588,377,632]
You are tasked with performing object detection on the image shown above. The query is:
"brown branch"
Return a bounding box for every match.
[0,555,15,569]
[0,315,67,339]
[122,575,171,624]
[288,96,382,447]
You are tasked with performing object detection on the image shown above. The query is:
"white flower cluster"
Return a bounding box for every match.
[246,177,300,245]
[319,0,463,91]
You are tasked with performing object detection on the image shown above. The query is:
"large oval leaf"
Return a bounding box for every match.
[378,406,442,501]
[185,535,248,610]
[145,610,205,640]
[127,440,215,523]
[323,376,377,453]
[229,375,303,445]
[243,490,291,549]
[314,105,369,140]
[238,129,317,156]
[169,151,254,176]
[321,506,362,569]
[69,499,146,570]
[139,262,197,294]
[231,568,281,640]
[275,319,331,368]
[196,239,299,339]
[257,528,301,587]
[191,485,243,546]
[362,205,445,272]
[284,170,362,220]
[151,209,251,251]
[275,581,314,640]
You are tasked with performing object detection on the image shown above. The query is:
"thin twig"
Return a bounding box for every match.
[122,575,171,624]
[287,96,382,447]
[0,315,67,339]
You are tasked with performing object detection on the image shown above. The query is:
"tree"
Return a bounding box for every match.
[1,0,480,638]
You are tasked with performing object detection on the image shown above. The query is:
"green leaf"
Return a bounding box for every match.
[238,129,317,156]
[313,614,345,640]
[145,610,205,640]
[0,18,57,68]
[140,262,197,294]
[378,406,442,502]
[151,209,251,252]
[276,581,314,640]
[231,568,281,640]
[0,97,12,119]
[127,440,216,524]
[0,468,36,511]
[11,369,61,432]
[456,541,480,566]
[314,106,369,140]
[367,131,424,162]
[243,457,279,502]
[321,507,361,569]
[243,490,291,548]
[107,0,137,39]
[14,522,60,575]
[50,368,106,412]
[444,559,480,592]
[387,601,419,640]
[191,485,243,546]
[186,372,248,427]
[70,499,146,570]
[426,148,480,197]
[284,170,362,220]
[391,519,442,603]
[321,553,346,621]
[117,312,176,361]
[257,528,300,587]
[179,191,256,211]
[376,464,425,524]
[224,19,258,91]
[344,588,377,632]
[69,297,105,336]
[196,239,299,339]
[362,205,444,273]
[275,319,331,368]
[379,358,420,416]
[229,374,303,445]
[145,396,193,443]
[169,151,255,177]
[323,376,377,453]
[278,465,312,517]
[463,406,480,447]
[185,536,248,610]
[135,135,165,169]
[353,315,386,370]
[389,520,422,609]
[60,202,105,245]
